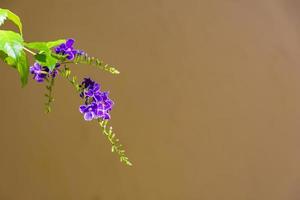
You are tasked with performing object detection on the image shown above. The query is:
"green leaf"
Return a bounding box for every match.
[34,52,58,70]
[0,30,30,86]
[24,39,66,51]
[45,39,66,48]
[0,30,23,60]
[0,8,23,35]
[17,51,29,86]
[25,40,66,70]
[0,31,29,86]
[24,42,49,52]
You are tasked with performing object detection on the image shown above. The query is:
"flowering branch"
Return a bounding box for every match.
[59,66,132,166]
[0,8,132,166]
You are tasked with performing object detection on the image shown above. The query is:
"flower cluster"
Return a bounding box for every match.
[55,38,84,60]
[29,62,59,82]
[30,39,83,82]
[79,78,114,121]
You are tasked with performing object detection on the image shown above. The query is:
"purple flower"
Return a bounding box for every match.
[81,78,96,89]
[79,78,114,121]
[29,62,60,82]
[81,78,102,101]
[85,82,100,97]
[95,102,111,120]
[55,38,83,60]
[79,102,98,121]
[29,62,49,82]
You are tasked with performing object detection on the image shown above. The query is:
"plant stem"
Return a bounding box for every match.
[23,47,36,55]
[45,76,55,113]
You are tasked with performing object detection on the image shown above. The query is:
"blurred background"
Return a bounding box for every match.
[1,0,300,199]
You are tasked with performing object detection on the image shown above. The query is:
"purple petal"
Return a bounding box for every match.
[103,113,110,120]
[93,83,100,92]
[66,52,75,60]
[66,39,75,47]
[84,112,94,121]
[94,93,103,102]
[97,109,104,117]
[79,105,87,113]
[85,90,93,97]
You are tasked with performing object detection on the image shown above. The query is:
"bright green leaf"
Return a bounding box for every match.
[0,30,23,60]
[24,42,49,52]
[24,39,66,51]
[25,40,66,70]
[0,30,29,86]
[0,8,23,35]
[46,39,66,48]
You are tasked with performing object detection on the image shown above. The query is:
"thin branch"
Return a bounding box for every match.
[23,47,36,55]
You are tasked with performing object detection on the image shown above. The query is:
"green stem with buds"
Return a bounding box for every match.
[44,76,55,113]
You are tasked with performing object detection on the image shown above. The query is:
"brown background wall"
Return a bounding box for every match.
[1,0,300,199]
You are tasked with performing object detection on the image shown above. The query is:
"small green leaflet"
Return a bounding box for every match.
[0,8,23,35]
[24,39,66,70]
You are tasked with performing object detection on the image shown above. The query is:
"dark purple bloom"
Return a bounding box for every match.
[85,82,100,97]
[55,38,83,60]
[81,78,96,89]
[29,62,60,82]
[29,62,49,82]
[80,78,102,101]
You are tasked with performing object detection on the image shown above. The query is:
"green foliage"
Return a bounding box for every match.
[0,30,29,86]
[24,40,66,51]
[74,54,120,75]
[0,30,23,59]
[25,40,66,70]
[0,8,23,35]
[0,8,28,86]
[34,52,58,70]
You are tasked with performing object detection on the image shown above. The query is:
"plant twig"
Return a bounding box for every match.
[23,47,36,55]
